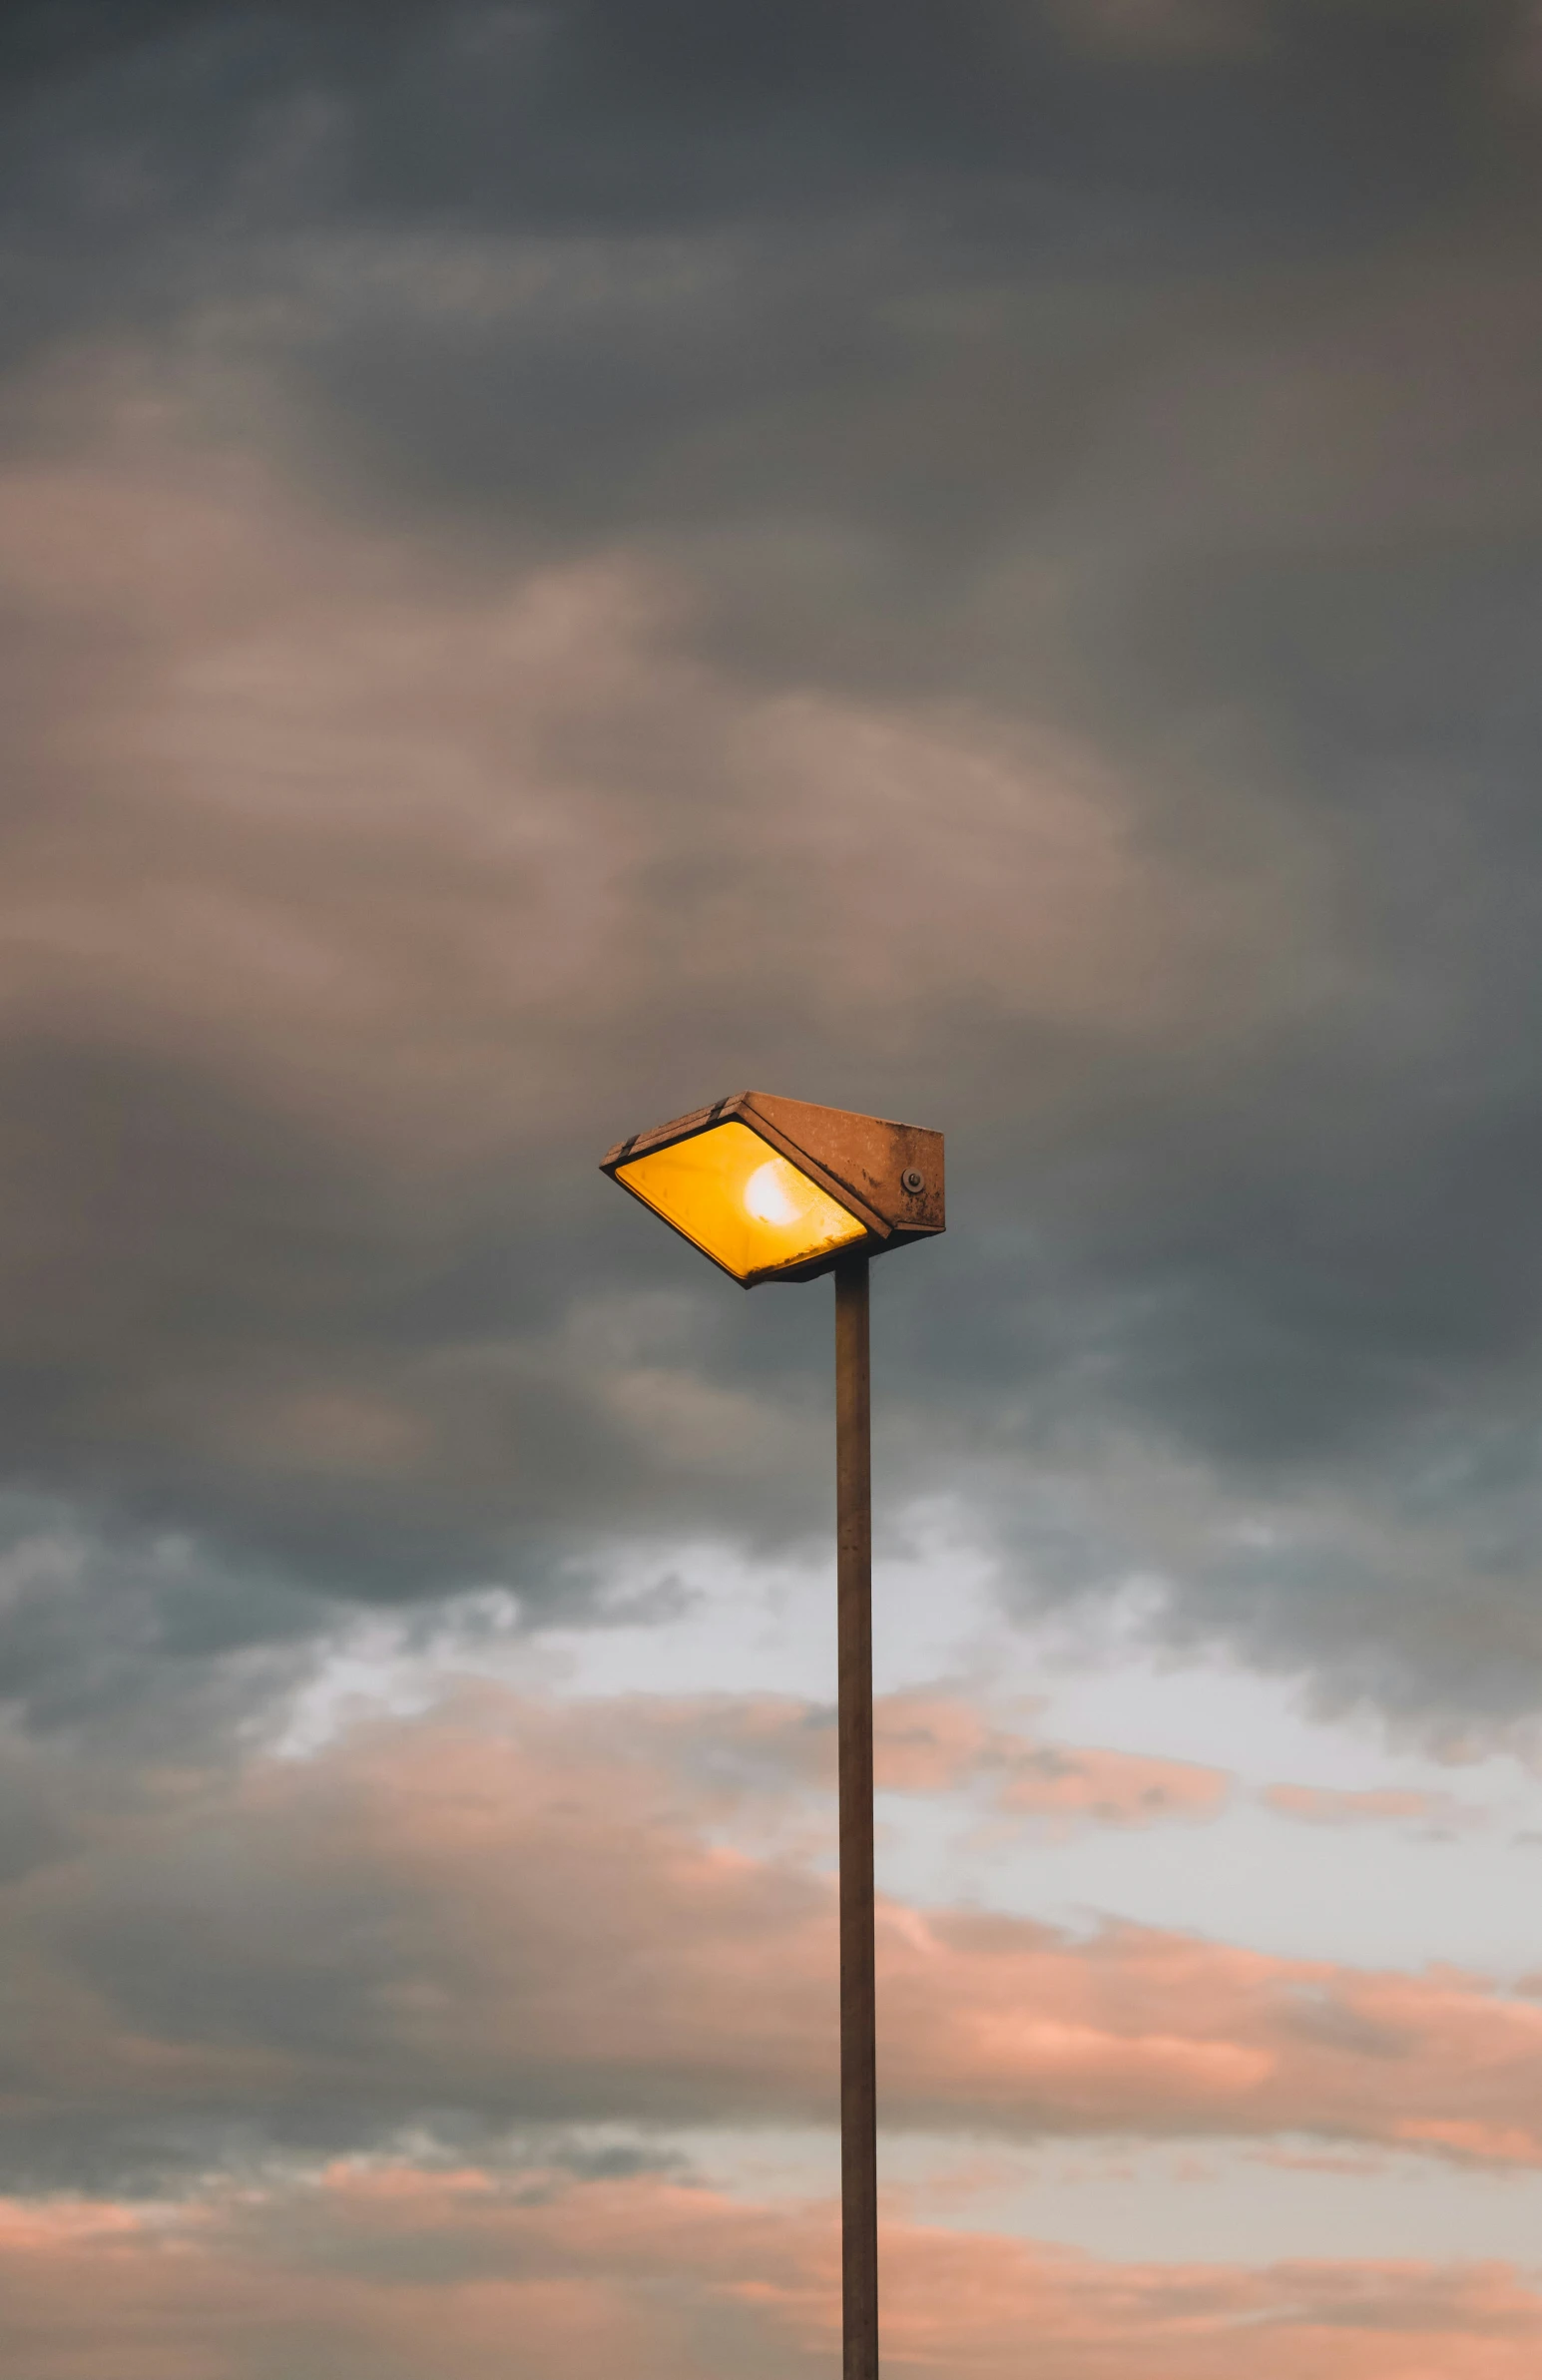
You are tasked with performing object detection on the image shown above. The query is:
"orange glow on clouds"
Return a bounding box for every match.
[1,2167,1540,2380]
[11,1684,1542,2172]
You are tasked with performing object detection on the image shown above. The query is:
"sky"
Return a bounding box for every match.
[4,2,1542,2371]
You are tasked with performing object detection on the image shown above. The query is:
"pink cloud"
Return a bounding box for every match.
[1263,1783,1475,1830]
[575,1685,1231,1831]
[1,2165,1539,2380]
[9,1685,1542,2167]
[873,1689,1231,1828]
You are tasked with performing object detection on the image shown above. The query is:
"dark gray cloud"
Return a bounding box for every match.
[1,0,1541,1751]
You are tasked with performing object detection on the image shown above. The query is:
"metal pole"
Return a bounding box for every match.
[834,1252,877,2380]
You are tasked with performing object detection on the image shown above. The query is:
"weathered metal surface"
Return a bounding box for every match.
[600,1091,944,1287]
[744,1092,944,1242]
[835,1253,879,2380]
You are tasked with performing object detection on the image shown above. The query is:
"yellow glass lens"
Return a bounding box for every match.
[618,1120,865,1279]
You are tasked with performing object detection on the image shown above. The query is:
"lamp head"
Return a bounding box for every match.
[601,1092,944,1286]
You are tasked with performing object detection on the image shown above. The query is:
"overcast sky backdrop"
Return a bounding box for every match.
[5,4,1542,2373]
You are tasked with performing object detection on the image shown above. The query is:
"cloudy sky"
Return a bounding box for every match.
[5,2,1542,2371]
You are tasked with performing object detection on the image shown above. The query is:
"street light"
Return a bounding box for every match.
[602,1091,945,2380]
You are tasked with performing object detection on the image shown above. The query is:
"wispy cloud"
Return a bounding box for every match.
[1262,1782,1481,1832]
[3,2162,1540,2380]
[6,1684,1542,2182]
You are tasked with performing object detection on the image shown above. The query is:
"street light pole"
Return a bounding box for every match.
[601,1092,944,2380]
[835,1252,878,2379]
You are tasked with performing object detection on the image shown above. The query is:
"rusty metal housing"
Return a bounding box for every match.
[601,1091,945,1285]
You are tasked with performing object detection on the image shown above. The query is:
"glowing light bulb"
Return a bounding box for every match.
[744,1157,811,1226]
[616,1121,865,1279]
